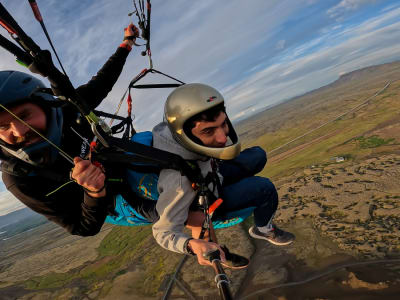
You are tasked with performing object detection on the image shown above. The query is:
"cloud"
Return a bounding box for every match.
[223,11,400,119]
[99,0,308,131]
[0,0,399,131]
[276,40,286,50]
[346,6,400,36]
[327,0,378,19]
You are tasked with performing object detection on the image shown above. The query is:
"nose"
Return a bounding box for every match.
[10,121,29,137]
[215,128,227,145]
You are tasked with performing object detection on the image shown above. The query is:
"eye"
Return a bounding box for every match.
[202,128,215,136]
[19,111,31,121]
[0,124,10,131]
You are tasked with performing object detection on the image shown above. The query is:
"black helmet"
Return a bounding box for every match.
[0,71,63,166]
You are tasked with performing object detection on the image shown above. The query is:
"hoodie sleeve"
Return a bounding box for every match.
[152,169,197,254]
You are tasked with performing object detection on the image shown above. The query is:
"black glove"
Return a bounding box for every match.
[28,49,53,78]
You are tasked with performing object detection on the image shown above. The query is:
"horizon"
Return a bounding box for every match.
[1,0,400,215]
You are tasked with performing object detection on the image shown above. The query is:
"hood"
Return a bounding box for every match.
[152,122,208,161]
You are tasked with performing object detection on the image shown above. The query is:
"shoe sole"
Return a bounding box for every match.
[248,227,294,246]
[220,261,249,270]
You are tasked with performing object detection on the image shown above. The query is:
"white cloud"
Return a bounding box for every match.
[224,13,400,120]
[276,40,286,50]
[381,3,400,13]
[327,0,378,18]
[345,6,400,36]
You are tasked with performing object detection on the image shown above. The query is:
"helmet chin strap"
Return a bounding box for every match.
[0,103,73,164]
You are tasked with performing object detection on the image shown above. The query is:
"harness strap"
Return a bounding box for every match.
[93,109,135,140]
[96,136,204,184]
[197,159,224,241]
[0,159,68,182]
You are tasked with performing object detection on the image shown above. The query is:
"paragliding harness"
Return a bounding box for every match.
[0,1,235,298]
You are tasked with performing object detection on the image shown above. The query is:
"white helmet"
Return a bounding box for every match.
[164,83,240,160]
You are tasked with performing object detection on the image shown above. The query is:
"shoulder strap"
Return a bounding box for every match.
[1,159,68,182]
[204,158,223,196]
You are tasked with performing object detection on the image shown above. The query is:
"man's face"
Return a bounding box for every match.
[191,111,229,148]
[0,103,46,148]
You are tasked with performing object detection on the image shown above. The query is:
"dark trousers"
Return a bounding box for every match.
[217,146,278,227]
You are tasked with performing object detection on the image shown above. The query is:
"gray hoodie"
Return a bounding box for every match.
[152,122,219,254]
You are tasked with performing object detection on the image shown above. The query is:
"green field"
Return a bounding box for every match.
[22,226,179,296]
[237,62,400,179]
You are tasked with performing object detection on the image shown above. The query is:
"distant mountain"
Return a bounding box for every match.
[0,207,35,228]
[238,60,400,140]
[267,61,400,109]
[0,207,48,239]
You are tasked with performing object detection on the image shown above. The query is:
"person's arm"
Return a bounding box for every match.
[51,24,139,109]
[71,157,106,198]
[2,171,112,236]
[152,169,197,253]
[152,170,225,266]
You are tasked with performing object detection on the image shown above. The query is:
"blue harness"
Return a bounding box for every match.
[105,131,254,229]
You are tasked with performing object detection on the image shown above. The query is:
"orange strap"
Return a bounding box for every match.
[208,198,223,215]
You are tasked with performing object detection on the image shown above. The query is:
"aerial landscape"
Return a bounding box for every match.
[1,0,400,299]
[1,60,400,299]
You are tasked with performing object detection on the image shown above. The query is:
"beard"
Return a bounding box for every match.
[14,130,44,148]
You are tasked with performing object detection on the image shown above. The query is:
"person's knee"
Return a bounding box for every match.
[247,146,267,173]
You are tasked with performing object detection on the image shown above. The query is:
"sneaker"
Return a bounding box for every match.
[249,225,295,246]
[220,245,249,270]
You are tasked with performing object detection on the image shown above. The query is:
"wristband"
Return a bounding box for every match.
[185,238,195,255]
[123,36,135,41]
[119,43,132,51]
[83,184,106,195]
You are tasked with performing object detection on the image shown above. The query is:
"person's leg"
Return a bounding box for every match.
[220,176,277,226]
[219,176,295,245]
[219,146,266,185]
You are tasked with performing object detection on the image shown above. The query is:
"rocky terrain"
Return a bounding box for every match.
[1,157,400,300]
[163,153,400,299]
[275,154,400,260]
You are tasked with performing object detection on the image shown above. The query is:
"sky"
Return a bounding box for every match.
[0,0,400,216]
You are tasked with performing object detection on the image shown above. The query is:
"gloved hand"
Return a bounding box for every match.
[28,49,75,98]
[28,49,53,77]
